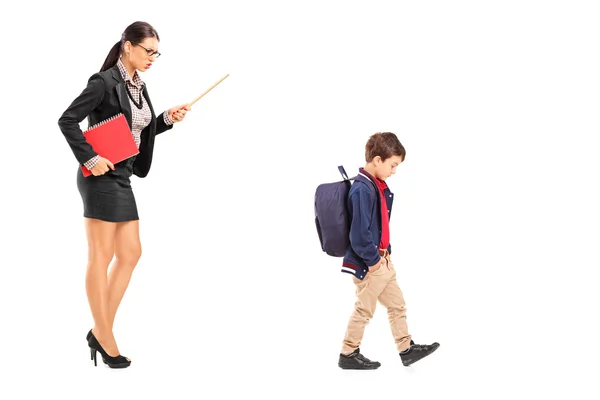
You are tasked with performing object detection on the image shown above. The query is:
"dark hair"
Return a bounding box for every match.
[100,21,160,72]
[365,132,406,162]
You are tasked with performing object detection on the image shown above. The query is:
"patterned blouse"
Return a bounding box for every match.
[84,58,173,169]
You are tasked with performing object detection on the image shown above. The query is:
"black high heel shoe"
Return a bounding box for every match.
[86,330,108,365]
[88,333,131,369]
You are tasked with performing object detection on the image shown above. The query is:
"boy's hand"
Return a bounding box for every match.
[368,258,384,273]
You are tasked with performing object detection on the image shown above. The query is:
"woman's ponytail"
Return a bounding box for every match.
[100,41,122,72]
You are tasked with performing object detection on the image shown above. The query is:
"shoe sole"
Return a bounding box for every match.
[402,343,440,367]
[107,363,131,369]
[338,361,381,370]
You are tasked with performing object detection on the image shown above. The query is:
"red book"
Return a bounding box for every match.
[81,113,139,177]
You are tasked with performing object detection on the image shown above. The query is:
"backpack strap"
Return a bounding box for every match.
[338,165,361,182]
[338,165,349,180]
[339,165,377,190]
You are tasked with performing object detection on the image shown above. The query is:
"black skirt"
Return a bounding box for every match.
[76,157,139,222]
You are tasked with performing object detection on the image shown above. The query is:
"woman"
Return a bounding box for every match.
[58,21,190,368]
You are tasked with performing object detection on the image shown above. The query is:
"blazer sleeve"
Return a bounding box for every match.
[348,187,381,267]
[155,111,174,135]
[57,73,105,165]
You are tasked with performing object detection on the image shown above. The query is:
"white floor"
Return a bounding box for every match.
[2,238,598,399]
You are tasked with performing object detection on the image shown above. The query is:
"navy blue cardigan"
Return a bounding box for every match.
[341,169,394,280]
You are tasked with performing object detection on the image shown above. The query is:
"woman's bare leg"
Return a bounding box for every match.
[106,220,142,330]
[85,217,121,356]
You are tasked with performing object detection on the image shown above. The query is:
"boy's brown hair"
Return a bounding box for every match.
[365,132,406,162]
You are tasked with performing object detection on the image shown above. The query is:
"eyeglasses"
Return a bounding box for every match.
[134,43,161,58]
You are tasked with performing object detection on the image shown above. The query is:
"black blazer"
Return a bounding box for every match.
[58,64,173,178]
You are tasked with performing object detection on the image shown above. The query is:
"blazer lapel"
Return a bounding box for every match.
[142,85,157,130]
[111,66,133,129]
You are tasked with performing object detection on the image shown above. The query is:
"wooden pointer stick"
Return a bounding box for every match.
[187,73,230,107]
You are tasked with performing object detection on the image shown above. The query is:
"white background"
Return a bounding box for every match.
[1,0,599,398]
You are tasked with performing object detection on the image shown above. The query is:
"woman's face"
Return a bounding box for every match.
[124,36,160,73]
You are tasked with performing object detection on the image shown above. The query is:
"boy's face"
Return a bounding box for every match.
[374,155,404,181]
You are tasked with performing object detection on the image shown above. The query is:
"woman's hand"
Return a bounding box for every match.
[168,104,191,123]
[90,157,115,176]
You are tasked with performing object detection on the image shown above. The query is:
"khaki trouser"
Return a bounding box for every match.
[341,252,412,354]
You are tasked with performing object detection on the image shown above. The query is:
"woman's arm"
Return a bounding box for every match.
[155,110,175,135]
[57,73,106,166]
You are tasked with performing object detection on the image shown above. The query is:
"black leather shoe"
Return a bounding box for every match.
[400,340,440,366]
[88,332,131,369]
[86,329,108,365]
[338,348,381,370]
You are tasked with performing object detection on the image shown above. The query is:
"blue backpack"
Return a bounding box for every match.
[314,166,357,257]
